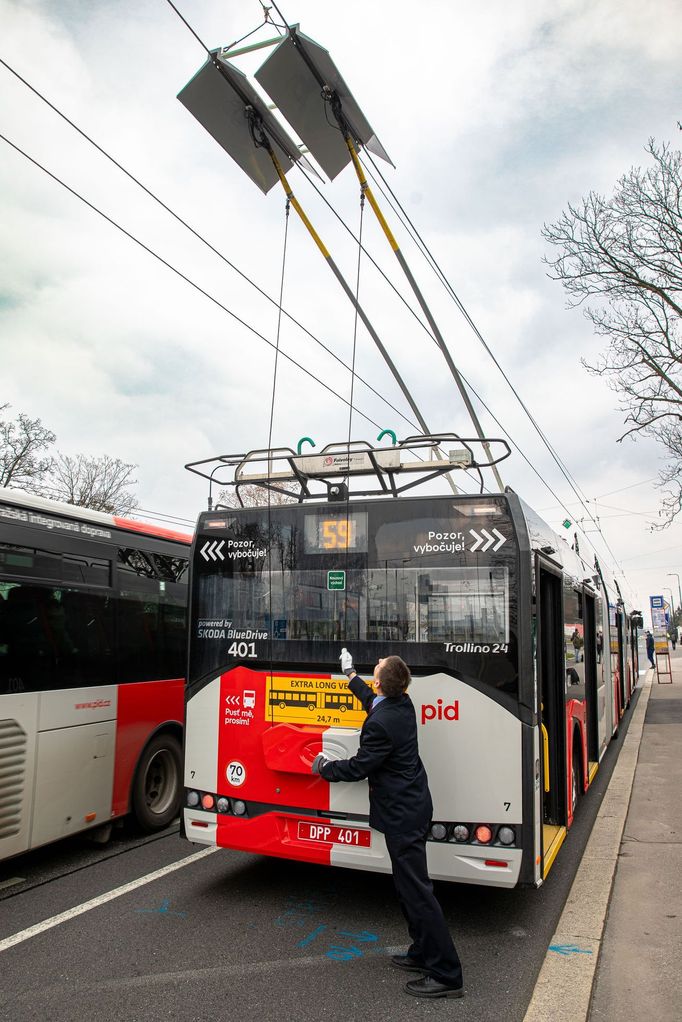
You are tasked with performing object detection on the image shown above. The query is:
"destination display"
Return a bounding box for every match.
[303,511,368,553]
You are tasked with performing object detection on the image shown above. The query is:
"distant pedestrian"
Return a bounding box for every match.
[670,630,677,651]
[571,628,584,663]
[646,631,655,668]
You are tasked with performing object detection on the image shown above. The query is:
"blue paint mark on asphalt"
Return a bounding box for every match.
[338,930,378,943]
[275,894,381,963]
[136,898,186,918]
[297,924,327,948]
[549,943,593,956]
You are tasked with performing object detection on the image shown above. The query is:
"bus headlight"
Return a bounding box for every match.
[429,823,448,841]
[497,826,515,846]
[232,800,247,816]
[186,790,200,807]
[216,797,231,814]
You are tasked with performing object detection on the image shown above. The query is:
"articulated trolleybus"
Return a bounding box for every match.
[183,435,640,888]
[0,488,191,862]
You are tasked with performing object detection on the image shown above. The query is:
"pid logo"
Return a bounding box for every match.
[421,699,459,725]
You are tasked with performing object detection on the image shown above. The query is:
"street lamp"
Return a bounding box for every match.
[663,587,676,632]
[667,573,682,615]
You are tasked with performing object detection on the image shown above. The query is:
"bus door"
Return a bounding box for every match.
[536,559,567,874]
[616,605,626,717]
[582,592,600,779]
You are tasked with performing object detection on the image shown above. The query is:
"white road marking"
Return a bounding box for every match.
[0,846,218,953]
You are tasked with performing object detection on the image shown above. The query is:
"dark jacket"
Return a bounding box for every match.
[320,675,433,835]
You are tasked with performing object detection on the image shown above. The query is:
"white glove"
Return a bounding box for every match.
[312,753,330,775]
[339,647,355,677]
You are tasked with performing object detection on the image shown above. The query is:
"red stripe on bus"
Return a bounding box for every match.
[112,516,192,544]
[112,678,184,817]
[216,812,332,866]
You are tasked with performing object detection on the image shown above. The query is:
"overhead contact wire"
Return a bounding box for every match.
[0,57,420,440]
[0,131,391,436]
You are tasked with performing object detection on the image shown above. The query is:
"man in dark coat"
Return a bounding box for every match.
[311,649,464,999]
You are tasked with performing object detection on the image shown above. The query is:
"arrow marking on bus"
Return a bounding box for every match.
[201,540,225,562]
[225,695,240,707]
[470,528,507,553]
[492,528,506,551]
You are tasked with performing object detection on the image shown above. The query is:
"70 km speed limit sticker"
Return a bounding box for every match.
[226,760,246,787]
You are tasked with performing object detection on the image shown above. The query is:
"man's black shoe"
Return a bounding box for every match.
[391,954,426,972]
[404,976,464,999]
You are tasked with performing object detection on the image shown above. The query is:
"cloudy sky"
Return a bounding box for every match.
[1,0,681,621]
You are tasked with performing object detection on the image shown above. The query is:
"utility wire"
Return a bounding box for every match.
[0,57,422,441]
[245,0,630,579]
[8,5,616,529]
[34,483,196,529]
[160,2,495,487]
[0,64,487,494]
[0,131,395,438]
[361,154,598,507]
[161,0,593,515]
[360,150,627,569]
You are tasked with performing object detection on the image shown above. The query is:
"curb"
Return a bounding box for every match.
[522,671,653,1022]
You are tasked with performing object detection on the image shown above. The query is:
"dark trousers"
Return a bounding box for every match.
[385,828,463,987]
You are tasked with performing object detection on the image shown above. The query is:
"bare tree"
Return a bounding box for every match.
[217,483,299,508]
[543,139,682,524]
[48,453,139,515]
[0,403,56,491]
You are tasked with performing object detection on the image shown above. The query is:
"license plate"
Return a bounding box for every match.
[297,821,371,847]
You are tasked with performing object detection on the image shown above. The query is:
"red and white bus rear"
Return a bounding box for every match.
[182,441,640,887]
[0,488,191,862]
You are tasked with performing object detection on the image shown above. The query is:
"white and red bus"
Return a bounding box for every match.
[0,487,191,862]
[182,438,641,888]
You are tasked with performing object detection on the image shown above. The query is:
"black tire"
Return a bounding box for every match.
[131,733,182,832]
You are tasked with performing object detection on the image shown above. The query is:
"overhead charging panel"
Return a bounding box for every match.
[255,26,394,181]
[178,53,309,194]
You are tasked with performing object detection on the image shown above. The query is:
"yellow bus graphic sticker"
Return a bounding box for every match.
[266,675,366,728]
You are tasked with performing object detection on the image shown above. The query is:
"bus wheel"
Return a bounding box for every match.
[132,733,182,832]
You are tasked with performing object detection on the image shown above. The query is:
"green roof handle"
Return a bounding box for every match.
[297,437,316,455]
[377,429,397,446]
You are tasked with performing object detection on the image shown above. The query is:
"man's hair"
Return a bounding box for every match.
[377,656,411,697]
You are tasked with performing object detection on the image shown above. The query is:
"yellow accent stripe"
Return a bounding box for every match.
[540,723,550,793]
[588,761,599,784]
[543,825,567,879]
[345,138,400,252]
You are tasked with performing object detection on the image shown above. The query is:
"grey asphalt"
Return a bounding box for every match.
[0,679,645,1022]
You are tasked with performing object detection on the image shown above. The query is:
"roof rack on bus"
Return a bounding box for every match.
[185,433,511,507]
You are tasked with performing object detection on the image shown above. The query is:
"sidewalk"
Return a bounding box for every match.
[589,649,682,1020]
[524,650,681,1022]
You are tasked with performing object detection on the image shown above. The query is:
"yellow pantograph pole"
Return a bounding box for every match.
[266,147,445,448]
[344,136,505,492]
[267,146,459,492]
